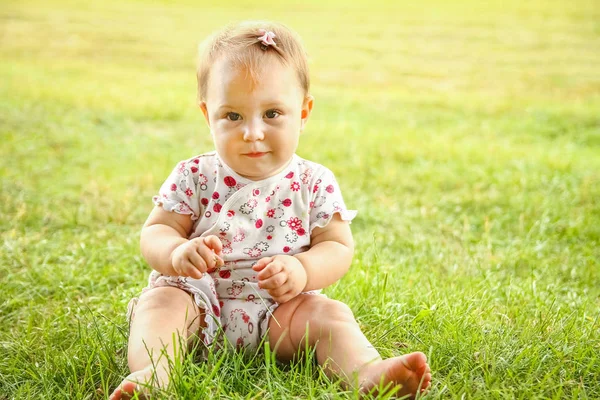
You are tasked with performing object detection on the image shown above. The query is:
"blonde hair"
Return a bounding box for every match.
[196,21,310,103]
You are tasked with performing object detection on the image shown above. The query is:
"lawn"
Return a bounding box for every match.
[1,0,599,398]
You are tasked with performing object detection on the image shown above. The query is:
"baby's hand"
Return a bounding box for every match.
[252,255,307,304]
[170,235,224,279]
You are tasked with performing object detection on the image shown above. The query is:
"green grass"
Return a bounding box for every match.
[1,0,599,398]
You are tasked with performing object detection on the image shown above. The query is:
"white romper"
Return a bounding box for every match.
[128,151,357,351]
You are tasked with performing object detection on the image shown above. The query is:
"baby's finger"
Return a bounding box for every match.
[257,261,283,280]
[203,235,223,256]
[188,251,205,272]
[252,256,274,271]
[181,261,203,279]
[267,284,289,298]
[197,245,219,270]
[273,290,295,304]
[259,271,288,290]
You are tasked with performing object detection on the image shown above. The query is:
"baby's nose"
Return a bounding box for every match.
[243,120,265,141]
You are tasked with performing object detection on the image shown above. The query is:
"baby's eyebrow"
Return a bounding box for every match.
[216,102,286,112]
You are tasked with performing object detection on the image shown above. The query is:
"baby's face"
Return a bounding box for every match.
[200,57,313,181]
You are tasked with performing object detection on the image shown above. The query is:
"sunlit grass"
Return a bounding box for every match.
[1,0,599,398]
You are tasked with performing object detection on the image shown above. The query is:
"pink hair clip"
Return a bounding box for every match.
[257,29,277,49]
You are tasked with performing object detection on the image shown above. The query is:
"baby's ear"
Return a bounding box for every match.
[199,102,210,127]
[300,95,314,132]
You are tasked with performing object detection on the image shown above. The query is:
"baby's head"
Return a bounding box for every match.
[197,21,314,181]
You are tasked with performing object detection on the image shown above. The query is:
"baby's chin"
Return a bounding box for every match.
[236,162,291,181]
[237,168,282,181]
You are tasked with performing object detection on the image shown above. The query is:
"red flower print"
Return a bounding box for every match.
[267,235,273,240]
[297,228,306,236]
[219,300,224,308]
[313,185,319,193]
[309,201,314,209]
[213,203,222,213]
[326,184,335,193]
[285,172,294,179]
[219,270,231,279]
[198,174,208,185]
[224,176,236,187]
[282,198,292,207]
[191,166,198,173]
[266,196,271,202]
[283,246,291,253]
[248,248,261,257]
[242,313,250,324]
[170,183,177,191]
[255,219,263,229]
[193,158,200,164]
[236,337,244,348]
[201,198,209,206]
[253,189,260,196]
[212,304,220,317]
[267,209,275,218]
[185,188,193,197]
[233,231,246,242]
[227,210,235,218]
[212,192,220,200]
[290,181,301,192]
[287,217,301,231]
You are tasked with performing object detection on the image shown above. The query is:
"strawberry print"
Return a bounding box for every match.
[224,176,236,187]
[219,270,231,279]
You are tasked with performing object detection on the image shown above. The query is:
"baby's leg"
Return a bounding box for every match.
[110,287,204,400]
[268,295,431,398]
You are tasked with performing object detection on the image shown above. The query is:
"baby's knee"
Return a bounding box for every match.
[306,297,355,325]
[136,286,192,313]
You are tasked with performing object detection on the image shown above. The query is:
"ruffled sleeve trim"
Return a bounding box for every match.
[152,195,200,221]
[308,208,357,235]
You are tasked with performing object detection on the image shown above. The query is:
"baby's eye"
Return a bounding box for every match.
[265,109,280,119]
[226,112,241,121]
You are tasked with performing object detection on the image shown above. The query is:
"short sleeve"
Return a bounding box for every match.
[152,159,203,220]
[308,168,357,234]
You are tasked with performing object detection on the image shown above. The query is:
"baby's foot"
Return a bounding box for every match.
[358,352,431,398]
[109,365,169,400]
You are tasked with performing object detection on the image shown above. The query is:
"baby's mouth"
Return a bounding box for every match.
[244,152,269,158]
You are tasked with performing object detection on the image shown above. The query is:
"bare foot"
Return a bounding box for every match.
[358,352,431,398]
[109,365,169,400]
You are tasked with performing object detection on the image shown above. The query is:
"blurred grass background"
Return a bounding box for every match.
[1,0,599,398]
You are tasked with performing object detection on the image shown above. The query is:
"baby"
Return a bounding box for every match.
[111,21,431,399]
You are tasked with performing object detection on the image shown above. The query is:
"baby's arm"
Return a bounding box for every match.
[141,207,222,278]
[294,213,354,291]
